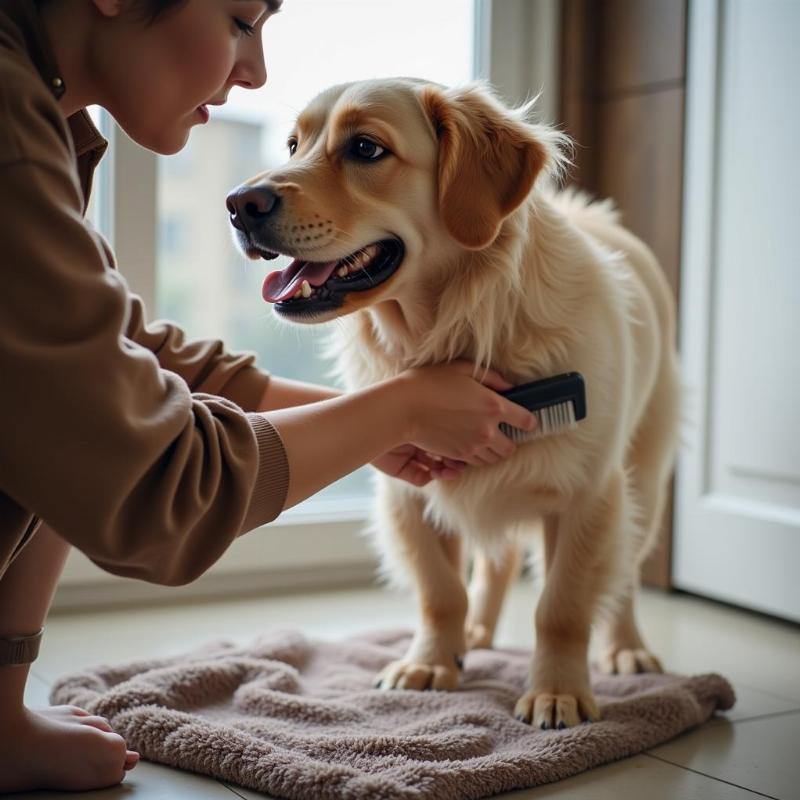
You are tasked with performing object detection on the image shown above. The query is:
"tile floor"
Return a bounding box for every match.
[9,582,800,800]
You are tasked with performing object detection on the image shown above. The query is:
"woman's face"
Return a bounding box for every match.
[92,0,276,154]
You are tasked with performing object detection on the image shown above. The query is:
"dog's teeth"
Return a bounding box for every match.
[337,247,376,276]
[293,287,303,299]
[300,280,312,298]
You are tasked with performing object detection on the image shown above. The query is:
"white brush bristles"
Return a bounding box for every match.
[499,400,578,443]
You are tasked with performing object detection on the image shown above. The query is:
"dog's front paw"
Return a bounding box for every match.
[376,655,463,691]
[514,688,599,729]
[598,647,663,675]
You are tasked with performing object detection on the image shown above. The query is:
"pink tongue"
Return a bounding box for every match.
[262,259,339,303]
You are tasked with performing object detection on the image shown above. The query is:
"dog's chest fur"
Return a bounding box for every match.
[323,194,640,543]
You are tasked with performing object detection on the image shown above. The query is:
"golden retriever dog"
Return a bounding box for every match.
[227,78,680,729]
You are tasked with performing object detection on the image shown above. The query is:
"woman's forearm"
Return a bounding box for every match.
[259,377,408,510]
[258,375,341,411]
[257,361,537,513]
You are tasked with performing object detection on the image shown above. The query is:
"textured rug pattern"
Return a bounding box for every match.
[50,629,735,799]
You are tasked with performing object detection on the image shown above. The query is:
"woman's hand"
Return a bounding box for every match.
[394,360,537,466]
[370,445,466,486]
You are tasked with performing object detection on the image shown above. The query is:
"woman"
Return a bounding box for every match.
[0,0,536,790]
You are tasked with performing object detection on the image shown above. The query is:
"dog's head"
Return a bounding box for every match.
[228,78,567,323]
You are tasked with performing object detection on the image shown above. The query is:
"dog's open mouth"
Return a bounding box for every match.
[261,239,405,313]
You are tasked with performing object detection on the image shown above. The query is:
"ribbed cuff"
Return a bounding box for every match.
[0,628,43,666]
[242,413,290,531]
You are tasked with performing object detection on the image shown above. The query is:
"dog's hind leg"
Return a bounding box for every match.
[465,541,524,650]
[374,487,468,691]
[596,350,680,675]
[596,585,663,674]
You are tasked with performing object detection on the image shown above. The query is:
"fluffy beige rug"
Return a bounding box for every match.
[50,629,735,799]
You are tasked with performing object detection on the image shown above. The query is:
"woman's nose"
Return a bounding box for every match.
[232,39,267,91]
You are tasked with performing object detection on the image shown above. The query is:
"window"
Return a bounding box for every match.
[155,0,477,513]
[60,1,561,606]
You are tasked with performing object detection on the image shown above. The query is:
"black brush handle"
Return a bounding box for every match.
[498,372,587,420]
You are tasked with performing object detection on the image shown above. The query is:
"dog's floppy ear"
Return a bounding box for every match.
[421,85,550,249]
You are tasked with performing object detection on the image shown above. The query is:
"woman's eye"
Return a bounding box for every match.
[233,18,255,36]
[287,139,298,156]
[349,137,387,161]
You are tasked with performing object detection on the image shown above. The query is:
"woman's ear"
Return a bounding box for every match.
[91,0,126,19]
[420,85,549,250]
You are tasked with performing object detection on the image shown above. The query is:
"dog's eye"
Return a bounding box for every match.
[287,138,298,156]
[349,137,388,161]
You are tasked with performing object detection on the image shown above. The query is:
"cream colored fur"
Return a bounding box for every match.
[245,78,681,728]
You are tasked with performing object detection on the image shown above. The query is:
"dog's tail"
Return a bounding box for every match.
[551,185,622,227]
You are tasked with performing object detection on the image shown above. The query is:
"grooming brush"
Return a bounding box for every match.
[498,372,586,442]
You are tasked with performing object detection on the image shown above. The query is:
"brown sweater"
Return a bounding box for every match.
[0,0,290,585]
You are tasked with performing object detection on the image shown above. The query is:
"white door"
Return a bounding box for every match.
[674,0,800,623]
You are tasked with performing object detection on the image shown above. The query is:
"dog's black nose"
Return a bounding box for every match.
[226,186,280,232]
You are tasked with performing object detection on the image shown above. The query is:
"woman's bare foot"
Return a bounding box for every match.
[0,704,139,792]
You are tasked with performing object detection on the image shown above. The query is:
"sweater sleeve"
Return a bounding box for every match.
[117,272,272,413]
[0,155,289,586]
